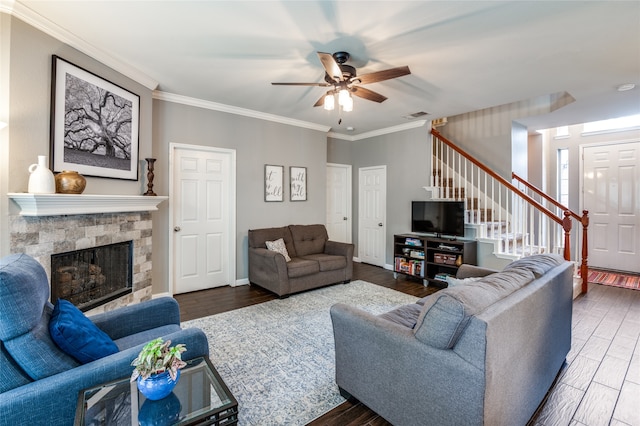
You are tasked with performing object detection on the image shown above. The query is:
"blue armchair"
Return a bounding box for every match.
[0,253,210,426]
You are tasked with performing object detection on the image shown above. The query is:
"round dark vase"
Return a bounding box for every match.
[55,170,86,194]
[137,370,180,401]
[138,391,182,426]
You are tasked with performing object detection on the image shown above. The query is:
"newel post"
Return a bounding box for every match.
[581,210,590,294]
[562,210,572,261]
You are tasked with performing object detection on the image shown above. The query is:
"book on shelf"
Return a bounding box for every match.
[395,257,424,276]
[409,249,424,259]
[404,238,422,246]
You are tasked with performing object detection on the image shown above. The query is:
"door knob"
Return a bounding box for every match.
[343,217,348,220]
[174,226,181,232]
[378,223,383,227]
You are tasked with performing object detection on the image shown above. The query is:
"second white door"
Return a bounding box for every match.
[326,163,352,243]
[358,166,386,267]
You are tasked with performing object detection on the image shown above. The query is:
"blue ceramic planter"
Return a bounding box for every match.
[138,392,182,426]
[137,370,180,401]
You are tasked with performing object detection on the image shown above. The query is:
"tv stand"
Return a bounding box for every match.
[393,234,477,286]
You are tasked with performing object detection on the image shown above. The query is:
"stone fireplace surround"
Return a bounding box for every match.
[9,210,154,316]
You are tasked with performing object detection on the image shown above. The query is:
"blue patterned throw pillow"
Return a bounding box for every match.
[49,299,119,364]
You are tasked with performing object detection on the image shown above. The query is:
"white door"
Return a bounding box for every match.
[326,163,352,243]
[170,144,236,294]
[583,141,639,273]
[358,166,386,267]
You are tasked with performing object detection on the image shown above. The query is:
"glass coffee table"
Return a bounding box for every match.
[75,357,238,426]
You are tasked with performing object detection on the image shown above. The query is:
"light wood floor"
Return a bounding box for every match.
[174,263,640,426]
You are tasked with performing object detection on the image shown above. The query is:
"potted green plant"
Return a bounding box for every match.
[131,338,187,400]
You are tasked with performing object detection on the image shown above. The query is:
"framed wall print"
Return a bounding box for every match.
[50,55,140,180]
[290,166,307,201]
[265,164,284,202]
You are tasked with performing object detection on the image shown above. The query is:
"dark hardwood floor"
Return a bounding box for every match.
[174,262,438,322]
[174,263,640,426]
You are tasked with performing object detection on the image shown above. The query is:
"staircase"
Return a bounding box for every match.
[427,128,589,294]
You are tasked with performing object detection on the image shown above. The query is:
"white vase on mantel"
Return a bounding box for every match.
[28,155,56,194]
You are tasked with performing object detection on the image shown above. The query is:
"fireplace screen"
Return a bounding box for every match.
[51,241,133,312]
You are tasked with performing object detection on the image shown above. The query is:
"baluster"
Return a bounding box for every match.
[430,133,435,187]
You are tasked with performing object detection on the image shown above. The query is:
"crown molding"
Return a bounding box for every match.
[328,120,429,141]
[153,91,332,133]
[3,0,158,90]
[0,0,15,15]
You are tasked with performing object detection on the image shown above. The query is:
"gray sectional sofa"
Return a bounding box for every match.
[330,254,574,426]
[248,224,354,297]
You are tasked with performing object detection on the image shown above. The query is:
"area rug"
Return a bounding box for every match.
[182,281,418,425]
[588,269,640,290]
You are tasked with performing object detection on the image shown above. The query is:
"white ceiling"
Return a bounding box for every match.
[10,1,640,137]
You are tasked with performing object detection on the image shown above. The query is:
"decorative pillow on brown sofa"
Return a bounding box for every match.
[265,238,291,262]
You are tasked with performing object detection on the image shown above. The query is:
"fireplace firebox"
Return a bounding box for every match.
[51,241,133,312]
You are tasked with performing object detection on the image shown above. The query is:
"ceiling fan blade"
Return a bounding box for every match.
[351,86,387,103]
[355,66,411,85]
[313,95,326,107]
[317,52,343,82]
[271,82,331,86]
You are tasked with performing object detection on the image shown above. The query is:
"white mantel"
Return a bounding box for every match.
[8,193,168,216]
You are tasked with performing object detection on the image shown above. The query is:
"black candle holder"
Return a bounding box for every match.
[144,158,157,196]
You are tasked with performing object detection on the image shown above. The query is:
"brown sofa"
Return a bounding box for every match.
[248,224,354,297]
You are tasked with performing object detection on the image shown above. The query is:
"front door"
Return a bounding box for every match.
[326,163,352,243]
[171,144,236,294]
[583,141,639,273]
[358,166,386,267]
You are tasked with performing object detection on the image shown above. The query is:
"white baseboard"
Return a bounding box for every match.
[152,292,171,299]
[234,278,250,286]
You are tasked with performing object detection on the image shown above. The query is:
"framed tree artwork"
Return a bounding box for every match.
[265,164,284,202]
[50,55,140,180]
[290,166,307,201]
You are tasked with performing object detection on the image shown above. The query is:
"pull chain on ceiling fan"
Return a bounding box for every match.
[272,51,411,112]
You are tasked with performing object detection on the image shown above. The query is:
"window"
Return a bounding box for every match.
[555,126,569,138]
[558,149,569,208]
[583,114,640,134]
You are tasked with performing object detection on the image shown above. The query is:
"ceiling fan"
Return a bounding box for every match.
[271,51,411,110]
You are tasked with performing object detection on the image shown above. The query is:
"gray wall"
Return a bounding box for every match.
[1,14,327,296]
[328,125,431,266]
[4,17,153,199]
[152,100,327,293]
[1,15,153,254]
[439,95,571,180]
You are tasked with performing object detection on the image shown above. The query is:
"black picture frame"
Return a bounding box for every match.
[290,166,307,201]
[50,55,140,180]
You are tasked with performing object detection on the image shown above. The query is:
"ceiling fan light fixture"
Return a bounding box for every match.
[324,93,335,111]
[338,89,350,106]
[342,95,353,112]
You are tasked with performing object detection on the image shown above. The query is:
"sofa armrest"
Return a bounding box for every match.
[90,297,180,340]
[456,264,498,279]
[248,247,290,295]
[325,241,354,280]
[0,327,209,426]
[325,240,354,258]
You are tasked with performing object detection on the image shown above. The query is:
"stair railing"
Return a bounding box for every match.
[512,172,589,293]
[430,128,586,293]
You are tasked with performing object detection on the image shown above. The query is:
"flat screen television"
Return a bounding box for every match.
[411,201,465,238]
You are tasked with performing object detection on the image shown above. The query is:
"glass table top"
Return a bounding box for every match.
[75,357,237,426]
